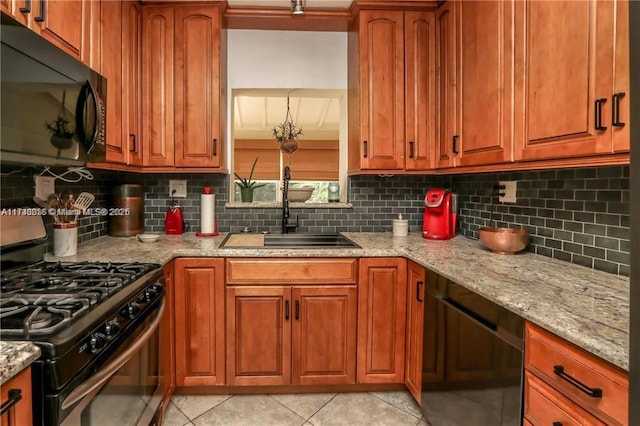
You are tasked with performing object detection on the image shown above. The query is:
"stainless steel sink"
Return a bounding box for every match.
[219,233,360,248]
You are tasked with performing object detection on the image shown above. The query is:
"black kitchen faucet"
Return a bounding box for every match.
[282,165,299,234]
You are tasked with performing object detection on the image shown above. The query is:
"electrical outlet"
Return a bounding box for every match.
[499,181,517,203]
[169,180,187,198]
[34,175,55,200]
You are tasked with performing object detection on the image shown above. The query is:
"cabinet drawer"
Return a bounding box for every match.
[525,323,628,425]
[225,258,357,285]
[525,372,604,426]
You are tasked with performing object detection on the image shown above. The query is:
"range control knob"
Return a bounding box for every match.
[146,286,158,299]
[137,291,151,303]
[122,302,141,319]
[151,283,164,295]
[104,321,120,339]
[89,333,106,354]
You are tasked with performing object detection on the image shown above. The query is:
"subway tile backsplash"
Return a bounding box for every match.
[0,165,629,276]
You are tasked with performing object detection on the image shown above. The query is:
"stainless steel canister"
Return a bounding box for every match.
[109,184,144,236]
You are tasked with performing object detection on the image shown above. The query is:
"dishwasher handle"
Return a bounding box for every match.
[437,295,497,331]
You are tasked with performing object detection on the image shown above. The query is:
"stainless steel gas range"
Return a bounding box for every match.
[0,216,168,425]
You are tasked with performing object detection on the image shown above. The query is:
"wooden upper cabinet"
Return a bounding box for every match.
[38,0,84,58]
[101,0,126,164]
[174,258,225,386]
[435,1,456,169]
[404,261,426,404]
[454,0,513,167]
[174,6,223,168]
[405,11,436,171]
[124,0,143,166]
[514,0,629,161]
[357,258,407,383]
[349,8,436,173]
[142,6,175,167]
[352,10,405,171]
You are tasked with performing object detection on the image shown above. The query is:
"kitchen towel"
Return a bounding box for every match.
[200,192,215,234]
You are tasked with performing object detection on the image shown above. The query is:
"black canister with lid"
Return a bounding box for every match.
[109,184,144,236]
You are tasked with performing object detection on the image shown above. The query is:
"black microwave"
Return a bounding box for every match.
[0,12,106,166]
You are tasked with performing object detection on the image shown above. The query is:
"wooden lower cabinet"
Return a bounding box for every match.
[404,261,426,403]
[0,367,32,426]
[226,285,357,386]
[174,258,225,386]
[357,258,407,383]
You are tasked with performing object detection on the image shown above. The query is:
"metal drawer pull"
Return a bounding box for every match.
[594,98,607,131]
[552,423,563,426]
[612,92,626,127]
[0,389,22,415]
[213,138,217,156]
[416,280,424,302]
[34,0,45,22]
[452,135,459,154]
[408,141,415,158]
[552,365,603,398]
[129,134,137,152]
[363,140,368,158]
[285,300,289,320]
[19,0,31,14]
[295,301,300,320]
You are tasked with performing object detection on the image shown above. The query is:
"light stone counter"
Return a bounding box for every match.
[44,232,630,371]
[0,341,41,385]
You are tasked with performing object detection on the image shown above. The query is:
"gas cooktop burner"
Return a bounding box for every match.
[0,261,159,336]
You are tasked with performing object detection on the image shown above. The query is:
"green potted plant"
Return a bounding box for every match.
[234,157,266,202]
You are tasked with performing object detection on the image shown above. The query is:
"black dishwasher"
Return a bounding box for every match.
[421,269,524,425]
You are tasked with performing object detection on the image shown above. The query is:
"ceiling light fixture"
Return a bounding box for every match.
[291,0,305,15]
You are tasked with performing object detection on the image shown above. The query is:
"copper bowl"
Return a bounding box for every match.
[478,227,530,254]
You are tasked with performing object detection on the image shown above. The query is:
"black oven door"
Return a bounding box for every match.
[56,300,167,426]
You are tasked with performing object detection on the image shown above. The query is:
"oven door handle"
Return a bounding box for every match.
[61,300,165,410]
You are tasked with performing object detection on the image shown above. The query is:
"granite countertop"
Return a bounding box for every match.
[43,232,630,371]
[0,341,41,385]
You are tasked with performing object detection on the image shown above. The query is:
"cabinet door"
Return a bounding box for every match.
[357,258,407,383]
[291,286,357,385]
[514,0,615,161]
[435,2,457,169]
[174,258,225,386]
[124,0,143,166]
[226,286,292,386]
[142,6,175,167]
[101,0,126,164]
[0,367,32,426]
[174,6,223,168]
[37,0,84,59]
[404,261,426,404]
[404,11,436,171]
[455,0,513,167]
[612,0,629,152]
[357,10,405,170]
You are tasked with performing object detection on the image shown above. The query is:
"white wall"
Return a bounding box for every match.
[226,29,348,182]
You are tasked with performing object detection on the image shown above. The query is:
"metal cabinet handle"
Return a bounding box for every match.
[552,423,563,426]
[34,0,45,22]
[0,389,22,415]
[553,365,603,398]
[408,141,415,159]
[129,134,137,153]
[19,0,31,14]
[213,138,217,156]
[285,300,290,320]
[612,92,626,127]
[363,140,368,158]
[416,280,424,302]
[295,301,300,320]
[595,98,607,131]
[452,135,459,154]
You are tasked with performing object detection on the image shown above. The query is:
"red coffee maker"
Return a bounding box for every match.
[422,188,458,240]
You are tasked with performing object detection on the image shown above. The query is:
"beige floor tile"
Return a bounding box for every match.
[192,395,306,426]
[370,391,423,419]
[162,401,191,426]
[171,394,232,420]
[308,392,419,426]
[270,393,336,420]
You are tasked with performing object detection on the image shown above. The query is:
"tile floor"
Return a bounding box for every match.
[163,391,429,426]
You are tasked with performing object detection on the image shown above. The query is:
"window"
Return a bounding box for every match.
[231,89,346,203]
